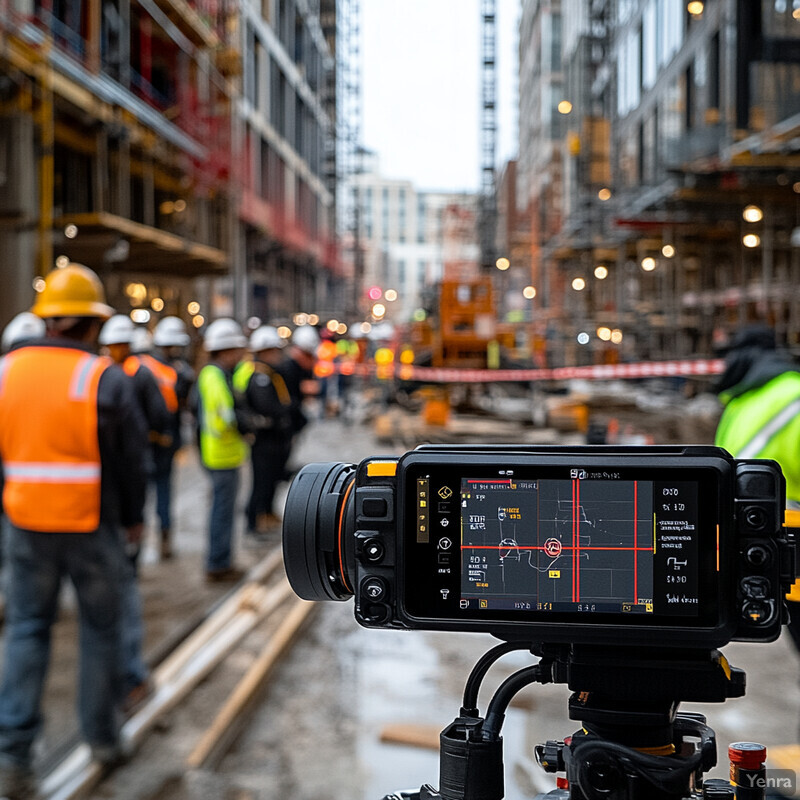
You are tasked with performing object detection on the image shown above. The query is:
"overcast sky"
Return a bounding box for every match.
[361,0,519,193]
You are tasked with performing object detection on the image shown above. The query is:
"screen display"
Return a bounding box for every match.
[459,477,697,616]
[402,462,720,628]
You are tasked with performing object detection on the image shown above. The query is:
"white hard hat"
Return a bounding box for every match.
[2,312,45,352]
[204,318,247,352]
[153,316,190,347]
[291,325,320,355]
[130,327,153,354]
[99,314,136,346]
[249,325,284,352]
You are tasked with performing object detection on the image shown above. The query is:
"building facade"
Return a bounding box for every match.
[233,0,340,326]
[519,0,800,366]
[0,0,339,331]
[351,159,478,323]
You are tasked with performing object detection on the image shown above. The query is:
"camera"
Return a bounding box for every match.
[282,445,794,648]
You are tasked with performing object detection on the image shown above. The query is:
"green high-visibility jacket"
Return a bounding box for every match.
[715,371,800,502]
[197,363,248,469]
[232,359,254,394]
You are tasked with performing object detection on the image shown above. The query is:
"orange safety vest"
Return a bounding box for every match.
[124,354,178,413]
[0,346,111,533]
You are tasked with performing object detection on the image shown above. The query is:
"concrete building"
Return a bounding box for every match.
[0,0,338,331]
[518,0,800,365]
[233,0,340,326]
[351,160,478,323]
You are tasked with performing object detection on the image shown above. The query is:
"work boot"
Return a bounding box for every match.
[0,762,35,799]
[160,528,173,560]
[256,512,282,532]
[205,566,246,584]
[90,742,126,770]
[121,677,154,714]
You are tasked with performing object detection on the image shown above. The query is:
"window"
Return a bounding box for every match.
[244,26,259,107]
[708,32,721,115]
[399,187,406,242]
[550,14,562,72]
[617,28,641,116]
[642,1,657,90]
[659,0,684,69]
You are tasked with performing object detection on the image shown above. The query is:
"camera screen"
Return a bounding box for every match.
[403,462,720,628]
[458,477,696,616]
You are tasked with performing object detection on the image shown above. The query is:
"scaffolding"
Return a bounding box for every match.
[334,0,362,315]
[478,0,497,271]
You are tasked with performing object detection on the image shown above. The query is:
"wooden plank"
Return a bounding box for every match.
[379,723,442,752]
[185,598,316,769]
[768,743,800,770]
[40,574,292,800]
[153,549,284,686]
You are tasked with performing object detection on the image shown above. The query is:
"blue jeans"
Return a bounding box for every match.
[120,547,148,694]
[207,467,239,572]
[0,524,125,767]
[152,445,175,531]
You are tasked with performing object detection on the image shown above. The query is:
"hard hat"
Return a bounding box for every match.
[130,327,153,354]
[99,314,136,346]
[31,263,114,320]
[153,316,191,347]
[2,312,46,352]
[249,325,284,352]
[204,318,247,352]
[291,325,321,355]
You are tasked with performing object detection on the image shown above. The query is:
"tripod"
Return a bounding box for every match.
[382,642,763,800]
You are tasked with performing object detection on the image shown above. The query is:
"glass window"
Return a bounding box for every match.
[709,32,721,112]
[659,0,684,68]
[617,29,641,116]
[417,196,426,243]
[642,1,657,90]
[550,14,562,72]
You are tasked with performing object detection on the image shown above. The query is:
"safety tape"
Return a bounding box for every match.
[329,358,725,384]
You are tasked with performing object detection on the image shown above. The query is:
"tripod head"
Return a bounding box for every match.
[384,643,758,800]
[531,644,743,800]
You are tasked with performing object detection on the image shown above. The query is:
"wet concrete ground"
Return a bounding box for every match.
[6,413,799,798]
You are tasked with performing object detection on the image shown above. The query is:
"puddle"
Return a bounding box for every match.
[337,626,557,799]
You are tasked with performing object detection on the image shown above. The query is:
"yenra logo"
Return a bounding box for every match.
[570,469,588,480]
[743,771,797,792]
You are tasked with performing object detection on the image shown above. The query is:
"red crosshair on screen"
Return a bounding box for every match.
[543,538,562,558]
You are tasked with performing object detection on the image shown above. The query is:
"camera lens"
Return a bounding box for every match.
[282,462,358,602]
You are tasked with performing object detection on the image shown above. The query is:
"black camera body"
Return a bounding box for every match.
[283,445,795,648]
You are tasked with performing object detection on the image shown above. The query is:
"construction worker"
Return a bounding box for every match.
[0,264,147,796]
[150,316,196,559]
[1,313,45,354]
[130,326,153,356]
[99,314,169,710]
[282,325,321,438]
[99,315,170,443]
[714,324,800,651]
[0,314,48,614]
[233,326,292,537]
[197,319,249,582]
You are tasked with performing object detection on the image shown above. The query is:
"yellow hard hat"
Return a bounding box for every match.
[31,263,114,320]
